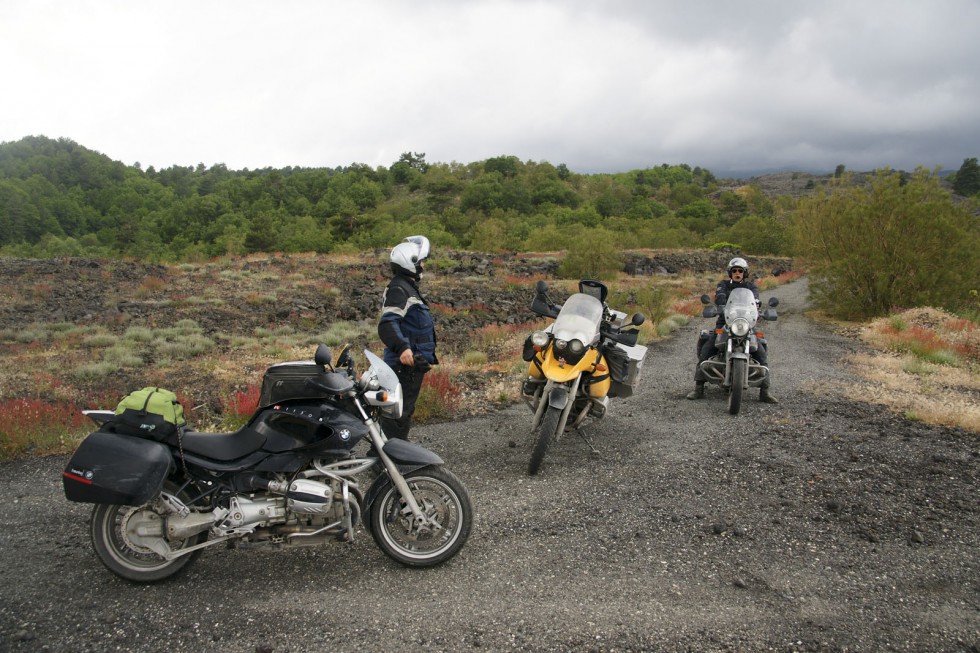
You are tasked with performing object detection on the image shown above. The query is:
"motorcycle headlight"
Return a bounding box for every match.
[531,331,550,348]
[731,318,750,337]
[569,339,584,354]
[554,339,568,351]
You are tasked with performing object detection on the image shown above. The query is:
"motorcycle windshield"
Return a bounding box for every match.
[363,349,399,392]
[724,287,759,326]
[552,293,603,344]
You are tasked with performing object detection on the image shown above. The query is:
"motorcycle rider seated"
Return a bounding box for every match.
[686,257,778,404]
[378,235,439,440]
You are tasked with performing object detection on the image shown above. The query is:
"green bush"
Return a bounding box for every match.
[792,169,980,320]
[558,229,624,280]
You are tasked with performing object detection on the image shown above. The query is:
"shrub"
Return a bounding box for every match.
[413,370,461,422]
[558,229,624,280]
[0,397,88,459]
[792,169,980,319]
[220,384,260,430]
[463,350,489,366]
[123,326,154,342]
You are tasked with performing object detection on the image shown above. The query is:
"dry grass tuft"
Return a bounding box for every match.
[841,307,980,432]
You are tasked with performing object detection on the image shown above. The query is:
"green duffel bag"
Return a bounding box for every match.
[113,387,186,441]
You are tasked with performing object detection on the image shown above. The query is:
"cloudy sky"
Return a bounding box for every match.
[2,0,978,176]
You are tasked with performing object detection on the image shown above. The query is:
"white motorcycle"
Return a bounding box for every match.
[697,287,779,415]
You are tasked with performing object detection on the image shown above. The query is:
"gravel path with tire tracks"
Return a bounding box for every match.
[1,277,977,652]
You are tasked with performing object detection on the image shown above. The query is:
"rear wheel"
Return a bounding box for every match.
[90,481,207,583]
[728,359,746,415]
[369,466,472,567]
[529,405,562,475]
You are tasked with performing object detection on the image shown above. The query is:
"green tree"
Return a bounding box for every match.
[952,157,980,196]
[244,212,279,252]
[558,229,624,280]
[792,168,980,319]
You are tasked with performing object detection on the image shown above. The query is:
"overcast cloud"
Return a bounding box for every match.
[2,0,978,176]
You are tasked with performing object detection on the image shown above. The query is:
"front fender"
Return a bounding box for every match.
[382,438,444,466]
[547,386,570,410]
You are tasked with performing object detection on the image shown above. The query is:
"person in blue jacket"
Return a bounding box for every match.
[377,236,439,440]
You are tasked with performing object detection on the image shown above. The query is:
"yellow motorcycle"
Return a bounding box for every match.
[521,280,646,475]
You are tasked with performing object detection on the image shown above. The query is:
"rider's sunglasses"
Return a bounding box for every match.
[731,268,745,275]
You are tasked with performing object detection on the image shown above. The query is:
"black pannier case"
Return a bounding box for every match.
[259,360,322,406]
[63,430,172,505]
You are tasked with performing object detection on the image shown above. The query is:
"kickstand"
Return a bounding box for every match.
[574,427,603,458]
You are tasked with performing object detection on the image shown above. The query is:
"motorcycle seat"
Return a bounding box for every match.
[177,427,266,461]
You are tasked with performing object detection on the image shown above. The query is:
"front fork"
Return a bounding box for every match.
[529,376,581,439]
[362,416,431,528]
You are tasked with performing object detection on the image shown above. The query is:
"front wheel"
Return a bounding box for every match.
[728,358,746,415]
[369,466,472,567]
[528,405,562,475]
[90,481,207,583]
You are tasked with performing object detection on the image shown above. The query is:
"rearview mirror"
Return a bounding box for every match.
[314,343,333,367]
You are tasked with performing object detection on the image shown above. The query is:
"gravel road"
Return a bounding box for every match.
[1,277,977,653]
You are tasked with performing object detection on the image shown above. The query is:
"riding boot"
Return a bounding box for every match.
[759,388,779,404]
[686,382,705,400]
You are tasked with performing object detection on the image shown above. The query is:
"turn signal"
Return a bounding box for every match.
[715,328,723,334]
[756,331,764,338]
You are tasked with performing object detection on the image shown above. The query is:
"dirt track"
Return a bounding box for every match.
[0,277,977,652]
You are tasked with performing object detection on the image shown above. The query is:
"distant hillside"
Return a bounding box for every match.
[1,135,801,261]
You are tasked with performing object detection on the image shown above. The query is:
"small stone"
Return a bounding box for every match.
[911,530,925,544]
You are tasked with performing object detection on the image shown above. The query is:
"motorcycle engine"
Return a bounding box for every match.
[286,479,334,515]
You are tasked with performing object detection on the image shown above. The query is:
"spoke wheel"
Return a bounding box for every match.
[728,359,746,415]
[370,467,472,567]
[528,405,562,475]
[90,481,207,583]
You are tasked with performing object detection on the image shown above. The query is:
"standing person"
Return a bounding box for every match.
[687,257,778,403]
[377,235,439,440]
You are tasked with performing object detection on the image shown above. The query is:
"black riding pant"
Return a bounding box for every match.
[379,365,426,441]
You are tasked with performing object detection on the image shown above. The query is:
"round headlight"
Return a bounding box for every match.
[731,318,750,337]
[554,339,568,351]
[531,331,549,348]
[569,339,584,354]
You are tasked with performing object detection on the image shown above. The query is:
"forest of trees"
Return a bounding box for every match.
[0,136,794,262]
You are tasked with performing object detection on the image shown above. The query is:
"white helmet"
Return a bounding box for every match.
[727,257,748,277]
[390,235,431,276]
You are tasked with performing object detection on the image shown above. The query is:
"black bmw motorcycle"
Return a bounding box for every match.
[63,345,473,582]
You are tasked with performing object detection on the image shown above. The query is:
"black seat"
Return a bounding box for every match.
[176,427,266,461]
